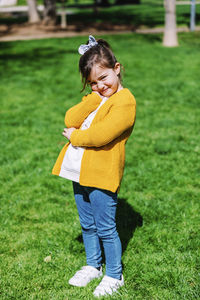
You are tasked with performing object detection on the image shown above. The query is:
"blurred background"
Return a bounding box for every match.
[0,1,199,299]
[0,0,200,42]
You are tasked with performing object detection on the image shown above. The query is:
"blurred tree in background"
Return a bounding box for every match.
[27,0,41,23]
[43,0,56,25]
[163,0,178,47]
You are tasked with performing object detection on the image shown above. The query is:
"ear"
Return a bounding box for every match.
[114,62,121,75]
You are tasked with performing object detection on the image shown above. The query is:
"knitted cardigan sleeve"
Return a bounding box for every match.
[65,92,102,128]
[70,92,136,148]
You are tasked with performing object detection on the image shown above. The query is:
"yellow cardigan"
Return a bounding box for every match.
[52,88,136,192]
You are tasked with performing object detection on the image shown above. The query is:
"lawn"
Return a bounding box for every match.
[0,33,200,299]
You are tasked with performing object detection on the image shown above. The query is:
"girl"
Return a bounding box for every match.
[52,35,136,297]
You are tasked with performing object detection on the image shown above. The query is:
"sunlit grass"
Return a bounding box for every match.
[0,33,199,299]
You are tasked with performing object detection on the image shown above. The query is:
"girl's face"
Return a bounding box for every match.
[88,63,122,98]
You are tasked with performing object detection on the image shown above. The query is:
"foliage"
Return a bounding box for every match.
[0,33,200,299]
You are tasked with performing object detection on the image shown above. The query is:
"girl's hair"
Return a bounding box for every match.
[79,38,122,91]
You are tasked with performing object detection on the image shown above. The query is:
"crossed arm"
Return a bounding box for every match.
[62,91,102,140]
[63,95,136,148]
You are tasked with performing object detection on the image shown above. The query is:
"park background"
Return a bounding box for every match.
[0,0,200,299]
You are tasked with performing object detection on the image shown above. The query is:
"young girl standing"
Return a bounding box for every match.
[52,35,136,297]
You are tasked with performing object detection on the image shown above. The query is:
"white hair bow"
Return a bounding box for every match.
[78,35,98,55]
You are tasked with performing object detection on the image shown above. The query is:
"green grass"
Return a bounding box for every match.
[0,33,200,299]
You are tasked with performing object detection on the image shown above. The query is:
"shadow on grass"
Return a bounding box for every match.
[0,47,76,61]
[117,197,143,253]
[0,46,77,76]
[67,11,164,30]
[0,6,164,28]
[76,197,143,255]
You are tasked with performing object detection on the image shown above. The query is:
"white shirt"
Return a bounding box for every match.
[59,97,108,182]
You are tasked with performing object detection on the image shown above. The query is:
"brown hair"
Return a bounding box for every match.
[79,38,122,91]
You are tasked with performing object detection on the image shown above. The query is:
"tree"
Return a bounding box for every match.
[43,0,57,25]
[27,0,41,23]
[163,0,178,47]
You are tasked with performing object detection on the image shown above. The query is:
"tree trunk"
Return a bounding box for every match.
[163,0,178,47]
[43,0,57,26]
[27,0,41,23]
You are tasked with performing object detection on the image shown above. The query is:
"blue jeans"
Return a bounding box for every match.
[73,182,122,280]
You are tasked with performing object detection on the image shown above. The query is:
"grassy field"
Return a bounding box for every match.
[0,33,200,299]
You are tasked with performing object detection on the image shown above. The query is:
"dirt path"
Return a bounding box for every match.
[0,22,199,42]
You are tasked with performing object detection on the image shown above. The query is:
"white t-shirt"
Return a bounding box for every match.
[59,96,108,182]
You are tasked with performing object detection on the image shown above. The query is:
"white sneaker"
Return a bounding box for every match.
[93,275,124,297]
[68,266,102,287]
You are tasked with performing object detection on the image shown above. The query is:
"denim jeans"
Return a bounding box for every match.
[73,182,122,280]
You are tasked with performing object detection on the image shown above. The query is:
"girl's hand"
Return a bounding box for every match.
[62,127,76,140]
[92,91,104,99]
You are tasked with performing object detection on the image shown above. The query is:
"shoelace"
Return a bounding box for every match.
[73,267,95,279]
